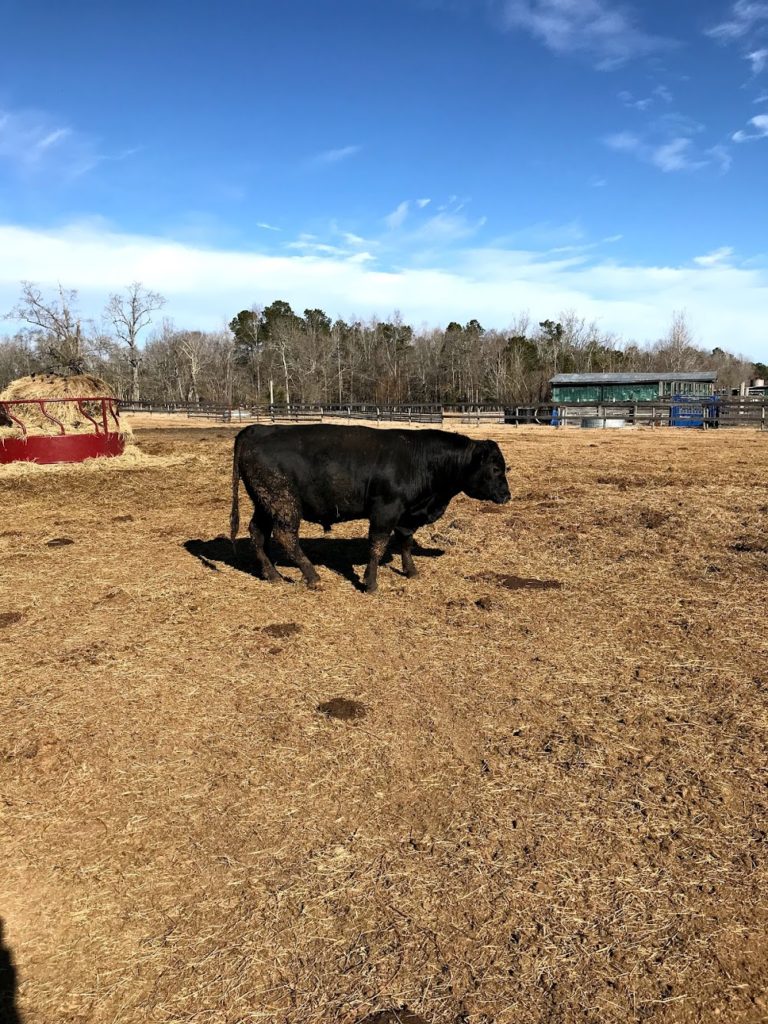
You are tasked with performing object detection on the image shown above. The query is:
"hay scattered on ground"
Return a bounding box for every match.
[0,445,189,479]
[0,373,132,441]
[1,423,767,1024]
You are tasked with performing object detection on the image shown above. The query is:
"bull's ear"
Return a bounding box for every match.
[469,440,492,466]
[473,440,496,461]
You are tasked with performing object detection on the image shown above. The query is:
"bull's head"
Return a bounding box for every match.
[463,440,511,504]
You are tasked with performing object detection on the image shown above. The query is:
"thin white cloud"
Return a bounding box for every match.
[694,246,735,266]
[256,221,281,231]
[385,196,486,245]
[36,128,71,152]
[0,105,135,179]
[709,144,733,172]
[732,112,768,139]
[385,200,411,229]
[287,241,348,256]
[309,144,361,166]
[492,220,586,248]
[495,0,673,69]
[651,137,707,172]
[404,211,487,245]
[0,109,73,169]
[707,1,768,41]
[755,92,768,101]
[618,90,652,110]
[604,130,642,153]
[285,230,375,260]
[618,85,672,110]
[1,221,766,358]
[604,116,720,172]
[746,46,768,72]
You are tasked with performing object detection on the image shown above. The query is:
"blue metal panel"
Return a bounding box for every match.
[670,396,719,428]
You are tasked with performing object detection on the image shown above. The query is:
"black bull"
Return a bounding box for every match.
[230,423,511,592]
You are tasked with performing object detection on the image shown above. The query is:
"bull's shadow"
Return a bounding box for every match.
[0,919,23,1024]
[183,534,444,591]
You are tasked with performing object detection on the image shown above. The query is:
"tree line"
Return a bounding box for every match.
[1,282,763,406]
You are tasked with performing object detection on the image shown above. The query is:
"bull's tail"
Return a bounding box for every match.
[230,434,242,551]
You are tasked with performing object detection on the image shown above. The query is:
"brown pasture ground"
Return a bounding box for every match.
[1,419,767,1024]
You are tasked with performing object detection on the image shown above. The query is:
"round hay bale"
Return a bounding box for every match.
[0,372,115,402]
[0,373,132,443]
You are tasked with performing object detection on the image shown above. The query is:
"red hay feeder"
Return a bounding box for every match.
[0,397,125,465]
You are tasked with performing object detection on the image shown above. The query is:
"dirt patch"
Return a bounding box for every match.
[0,611,23,628]
[98,589,131,606]
[0,530,22,538]
[429,532,454,547]
[471,572,562,591]
[732,539,768,553]
[318,698,367,721]
[112,514,134,523]
[45,537,75,547]
[596,475,646,490]
[261,622,302,638]
[359,1010,427,1024]
[638,508,669,529]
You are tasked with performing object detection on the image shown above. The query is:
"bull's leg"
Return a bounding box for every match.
[362,527,392,594]
[248,512,281,582]
[364,502,405,593]
[395,527,418,578]
[272,522,321,589]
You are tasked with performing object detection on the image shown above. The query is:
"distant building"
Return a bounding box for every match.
[550,371,717,404]
[738,377,767,398]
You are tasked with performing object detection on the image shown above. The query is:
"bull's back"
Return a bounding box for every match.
[235,424,470,523]
[235,424,401,521]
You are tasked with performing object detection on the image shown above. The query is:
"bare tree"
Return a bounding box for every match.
[4,282,90,373]
[176,330,213,403]
[0,333,42,389]
[106,283,166,401]
[656,310,699,372]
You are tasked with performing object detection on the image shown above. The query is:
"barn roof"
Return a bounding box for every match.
[550,372,718,385]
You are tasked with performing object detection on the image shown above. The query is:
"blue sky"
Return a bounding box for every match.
[1,0,767,359]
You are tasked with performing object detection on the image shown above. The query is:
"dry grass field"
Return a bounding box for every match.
[1,420,767,1024]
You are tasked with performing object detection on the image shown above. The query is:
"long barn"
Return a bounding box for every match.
[550,371,717,403]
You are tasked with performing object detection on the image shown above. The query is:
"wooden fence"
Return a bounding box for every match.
[119,399,767,429]
[552,399,767,430]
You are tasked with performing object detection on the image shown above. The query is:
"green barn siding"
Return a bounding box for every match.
[552,383,661,403]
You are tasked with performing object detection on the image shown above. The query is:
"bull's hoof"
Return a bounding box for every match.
[364,581,378,594]
[305,577,322,590]
[404,565,419,578]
